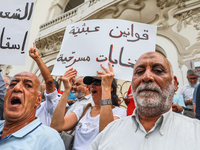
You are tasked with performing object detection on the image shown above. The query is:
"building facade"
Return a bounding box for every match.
[2,0,200,107]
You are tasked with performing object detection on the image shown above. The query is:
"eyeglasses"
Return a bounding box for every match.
[92,79,101,86]
[188,77,198,80]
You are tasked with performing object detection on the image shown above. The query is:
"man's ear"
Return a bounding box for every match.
[35,93,42,107]
[173,76,178,92]
[86,85,90,91]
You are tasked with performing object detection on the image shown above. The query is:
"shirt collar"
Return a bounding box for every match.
[5,118,42,138]
[131,108,172,135]
[77,94,91,101]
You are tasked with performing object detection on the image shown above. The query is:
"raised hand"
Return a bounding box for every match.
[62,68,77,91]
[29,43,40,60]
[97,62,114,88]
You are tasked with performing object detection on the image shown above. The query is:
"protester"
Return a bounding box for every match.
[0,68,6,120]
[65,76,94,116]
[180,69,198,118]
[123,85,136,116]
[0,72,64,149]
[89,52,200,150]
[51,62,126,150]
[29,43,60,126]
[172,81,185,114]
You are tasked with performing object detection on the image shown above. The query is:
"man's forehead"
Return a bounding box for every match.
[135,52,169,67]
[75,78,83,83]
[13,72,40,83]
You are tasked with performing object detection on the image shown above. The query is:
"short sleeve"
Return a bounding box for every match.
[112,107,127,119]
[73,105,86,120]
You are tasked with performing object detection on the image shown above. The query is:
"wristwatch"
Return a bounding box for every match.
[100,99,112,106]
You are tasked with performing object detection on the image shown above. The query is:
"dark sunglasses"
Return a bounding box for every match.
[92,79,101,86]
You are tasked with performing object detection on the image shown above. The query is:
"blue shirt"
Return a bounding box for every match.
[68,91,76,100]
[0,118,65,150]
[173,94,186,114]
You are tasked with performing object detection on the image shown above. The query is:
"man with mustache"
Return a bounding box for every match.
[0,72,65,149]
[180,69,198,118]
[90,52,200,150]
[65,77,94,115]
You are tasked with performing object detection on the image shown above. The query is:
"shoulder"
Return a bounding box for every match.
[104,115,132,131]
[90,116,132,145]
[112,107,127,118]
[180,84,189,90]
[172,112,200,129]
[37,124,64,147]
[37,124,61,138]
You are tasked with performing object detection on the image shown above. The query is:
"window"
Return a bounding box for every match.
[64,0,84,12]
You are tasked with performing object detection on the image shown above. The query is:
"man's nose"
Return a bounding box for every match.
[142,69,154,83]
[13,82,23,92]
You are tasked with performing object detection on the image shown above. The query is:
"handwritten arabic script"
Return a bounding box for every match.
[52,19,157,81]
[0,0,36,66]
[0,3,34,20]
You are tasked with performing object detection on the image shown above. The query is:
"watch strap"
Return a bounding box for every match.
[100,99,112,106]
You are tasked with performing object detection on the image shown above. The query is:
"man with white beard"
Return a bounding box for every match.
[89,52,200,150]
[180,69,198,118]
[65,77,94,115]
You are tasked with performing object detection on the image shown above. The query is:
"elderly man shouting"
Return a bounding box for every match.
[90,52,200,150]
[0,72,64,149]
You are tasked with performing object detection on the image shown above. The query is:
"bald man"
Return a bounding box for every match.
[0,72,64,150]
[90,52,200,150]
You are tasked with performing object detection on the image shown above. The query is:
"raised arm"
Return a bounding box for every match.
[97,62,117,132]
[29,43,55,93]
[51,68,78,132]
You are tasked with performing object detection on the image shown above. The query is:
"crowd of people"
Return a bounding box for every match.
[0,44,200,149]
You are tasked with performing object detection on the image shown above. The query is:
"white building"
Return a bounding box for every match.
[1,0,200,106]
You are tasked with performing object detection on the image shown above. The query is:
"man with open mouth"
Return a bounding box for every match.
[0,71,64,149]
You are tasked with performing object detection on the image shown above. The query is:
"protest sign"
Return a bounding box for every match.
[52,19,157,81]
[0,0,35,65]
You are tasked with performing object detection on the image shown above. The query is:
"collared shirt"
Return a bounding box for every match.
[65,94,94,116]
[0,118,65,150]
[36,89,59,126]
[89,109,200,150]
[180,84,194,109]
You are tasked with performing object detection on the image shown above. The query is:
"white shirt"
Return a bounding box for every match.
[36,89,59,126]
[65,94,94,116]
[180,84,195,109]
[73,105,126,150]
[90,109,200,150]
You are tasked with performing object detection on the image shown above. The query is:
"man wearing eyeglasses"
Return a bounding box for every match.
[65,77,94,116]
[180,69,198,118]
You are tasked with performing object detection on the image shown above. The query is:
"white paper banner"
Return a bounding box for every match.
[52,19,157,81]
[0,0,35,65]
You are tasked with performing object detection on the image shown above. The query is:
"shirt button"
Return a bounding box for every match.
[160,130,164,135]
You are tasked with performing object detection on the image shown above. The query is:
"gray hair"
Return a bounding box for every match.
[168,61,174,76]
[187,69,198,76]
